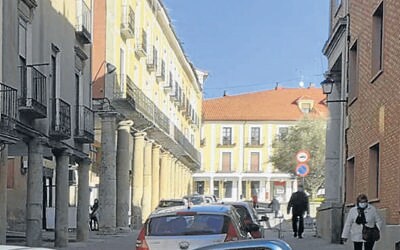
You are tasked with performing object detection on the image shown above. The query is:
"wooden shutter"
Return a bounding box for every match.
[222,152,231,172]
[250,152,259,172]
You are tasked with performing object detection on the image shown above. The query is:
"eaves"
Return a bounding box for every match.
[322,17,348,58]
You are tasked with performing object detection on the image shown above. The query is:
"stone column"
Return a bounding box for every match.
[142,140,153,222]
[159,153,169,200]
[54,149,70,248]
[98,112,117,233]
[26,138,45,247]
[0,145,8,244]
[131,132,146,228]
[77,158,90,242]
[116,120,133,230]
[170,158,176,198]
[151,144,161,210]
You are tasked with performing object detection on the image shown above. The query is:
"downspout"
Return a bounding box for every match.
[340,0,350,244]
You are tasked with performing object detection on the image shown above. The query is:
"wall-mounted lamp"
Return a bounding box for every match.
[320,77,347,103]
[20,157,28,175]
[91,61,117,86]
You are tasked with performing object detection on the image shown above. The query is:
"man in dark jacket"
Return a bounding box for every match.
[287,184,309,238]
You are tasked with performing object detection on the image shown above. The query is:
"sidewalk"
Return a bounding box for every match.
[264,218,346,250]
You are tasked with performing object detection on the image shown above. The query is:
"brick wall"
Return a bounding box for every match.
[346,0,400,224]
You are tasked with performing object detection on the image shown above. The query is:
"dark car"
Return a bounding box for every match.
[222,201,267,238]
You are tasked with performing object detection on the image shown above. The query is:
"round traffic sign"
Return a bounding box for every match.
[296,150,310,163]
[296,163,310,177]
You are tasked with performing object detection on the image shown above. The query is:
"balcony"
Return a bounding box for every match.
[110,76,201,169]
[75,0,91,44]
[156,60,166,82]
[163,72,173,93]
[146,46,157,72]
[121,4,135,39]
[0,83,18,143]
[49,98,71,140]
[74,105,94,143]
[217,137,236,147]
[18,66,47,119]
[245,137,264,147]
[135,30,147,57]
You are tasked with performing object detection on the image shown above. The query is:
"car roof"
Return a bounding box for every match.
[149,204,234,218]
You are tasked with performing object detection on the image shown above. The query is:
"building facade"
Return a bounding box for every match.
[194,87,326,204]
[1,0,94,247]
[92,0,205,230]
[320,0,400,248]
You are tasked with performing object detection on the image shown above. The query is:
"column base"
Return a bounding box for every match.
[316,201,343,244]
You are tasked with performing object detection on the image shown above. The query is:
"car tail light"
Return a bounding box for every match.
[224,221,239,242]
[136,226,149,250]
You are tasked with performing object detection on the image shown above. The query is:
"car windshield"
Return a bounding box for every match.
[232,205,252,223]
[148,214,227,236]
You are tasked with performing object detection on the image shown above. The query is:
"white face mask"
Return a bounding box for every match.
[358,202,367,209]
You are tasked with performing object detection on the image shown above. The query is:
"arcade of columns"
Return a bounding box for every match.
[98,115,193,231]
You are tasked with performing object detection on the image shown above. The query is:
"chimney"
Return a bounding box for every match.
[308,82,315,88]
[223,90,227,97]
[275,82,282,90]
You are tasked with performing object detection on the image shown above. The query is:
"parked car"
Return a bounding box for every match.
[193,239,292,250]
[183,194,206,205]
[221,201,267,238]
[204,194,218,203]
[136,204,251,250]
[156,199,187,210]
[0,246,54,250]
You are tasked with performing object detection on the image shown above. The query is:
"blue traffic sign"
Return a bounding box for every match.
[296,163,310,177]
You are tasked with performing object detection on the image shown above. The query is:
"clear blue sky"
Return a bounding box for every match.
[162,0,330,99]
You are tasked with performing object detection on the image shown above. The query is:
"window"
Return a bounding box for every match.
[346,157,355,203]
[369,144,380,199]
[18,18,27,97]
[224,181,233,198]
[372,3,383,75]
[222,127,232,145]
[195,181,204,195]
[300,103,312,113]
[250,152,260,172]
[278,127,289,140]
[221,152,231,172]
[241,181,247,199]
[120,47,126,92]
[250,127,260,145]
[250,181,260,196]
[348,41,359,101]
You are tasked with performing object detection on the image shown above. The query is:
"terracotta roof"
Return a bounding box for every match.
[203,87,327,121]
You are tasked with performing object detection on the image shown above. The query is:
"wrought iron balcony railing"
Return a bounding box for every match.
[74,105,94,143]
[156,59,166,82]
[163,72,173,92]
[0,83,18,142]
[124,76,169,133]
[18,66,47,119]
[49,98,71,140]
[121,4,135,39]
[75,0,91,44]
[174,125,200,161]
[244,137,263,147]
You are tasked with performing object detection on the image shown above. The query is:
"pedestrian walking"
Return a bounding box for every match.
[341,194,383,250]
[287,184,309,238]
[90,198,99,231]
[268,196,281,218]
[252,195,258,209]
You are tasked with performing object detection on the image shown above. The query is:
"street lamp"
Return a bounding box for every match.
[320,76,347,103]
[91,61,117,86]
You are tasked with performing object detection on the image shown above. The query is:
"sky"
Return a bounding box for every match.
[162,0,330,99]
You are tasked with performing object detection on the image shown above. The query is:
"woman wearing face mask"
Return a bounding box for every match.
[341,194,383,250]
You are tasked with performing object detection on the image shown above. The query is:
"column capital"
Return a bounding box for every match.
[52,148,72,157]
[78,157,91,165]
[118,120,134,128]
[161,152,169,158]
[134,132,147,138]
[152,144,162,150]
[98,112,119,119]
[146,139,155,145]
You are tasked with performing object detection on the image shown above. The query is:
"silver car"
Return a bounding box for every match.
[136,205,249,250]
[193,239,292,250]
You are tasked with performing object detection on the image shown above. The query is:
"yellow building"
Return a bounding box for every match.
[92,0,206,229]
[195,87,326,203]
